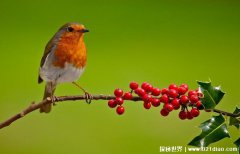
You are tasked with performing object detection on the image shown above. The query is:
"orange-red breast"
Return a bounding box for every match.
[38,22,89,113]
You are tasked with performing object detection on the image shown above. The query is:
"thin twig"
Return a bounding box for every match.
[213,108,240,117]
[0,94,239,130]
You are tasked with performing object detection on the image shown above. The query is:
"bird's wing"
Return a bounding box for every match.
[38,36,56,84]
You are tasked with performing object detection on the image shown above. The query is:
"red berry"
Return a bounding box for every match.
[160,108,169,116]
[151,88,161,96]
[123,92,133,100]
[143,102,151,109]
[169,83,178,91]
[178,87,187,95]
[180,83,188,91]
[180,95,189,105]
[189,95,199,104]
[168,89,178,98]
[171,98,180,110]
[161,88,169,95]
[141,82,150,90]
[134,88,140,94]
[164,103,174,112]
[130,81,138,90]
[188,90,197,97]
[116,106,125,115]
[179,110,187,120]
[114,88,123,97]
[115,97,124,105]
[160,94,169,104]
[151,98,160,107]
[142,94,152,103]
[135,88,146,97]
[196,101,204,110]
[146,84,153,93]
[108,99,117,108]
[191,108,200,117]
[187,111,193,120]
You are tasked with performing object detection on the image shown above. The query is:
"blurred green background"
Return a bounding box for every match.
[0,0,240,153]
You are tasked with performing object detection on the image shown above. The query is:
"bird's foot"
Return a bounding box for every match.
[84,92,93,104]
[72,82,92,104]
[46,96,57,105]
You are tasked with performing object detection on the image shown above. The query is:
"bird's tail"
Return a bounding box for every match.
[40,82,56,113]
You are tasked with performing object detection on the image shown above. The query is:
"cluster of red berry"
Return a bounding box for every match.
[108,82,204,120]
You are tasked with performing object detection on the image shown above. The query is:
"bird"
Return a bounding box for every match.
[38,22,89,113]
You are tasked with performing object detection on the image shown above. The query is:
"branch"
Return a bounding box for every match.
[213,108,240,117]
[0,95,140,129]
[0,94,239,130]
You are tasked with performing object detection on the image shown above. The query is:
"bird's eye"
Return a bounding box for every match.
[67,26,74,32]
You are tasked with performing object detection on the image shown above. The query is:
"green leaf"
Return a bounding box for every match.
[234,138,240,154]
[229,107,240,129]
[197,81,225,109]
[188,114,230,147]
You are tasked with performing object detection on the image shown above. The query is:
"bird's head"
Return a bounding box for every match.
[57,22,89,40]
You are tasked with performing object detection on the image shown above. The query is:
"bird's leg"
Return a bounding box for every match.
[72,82,92,104]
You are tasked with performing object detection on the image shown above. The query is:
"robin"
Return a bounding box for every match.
[38,22,90,113]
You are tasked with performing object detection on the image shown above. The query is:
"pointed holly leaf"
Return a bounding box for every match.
[229,107,240,129]
[234,138,240,154]
[188,114,230,147]
[197,81,225,109]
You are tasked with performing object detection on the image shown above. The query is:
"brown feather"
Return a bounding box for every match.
[38,33,58,84]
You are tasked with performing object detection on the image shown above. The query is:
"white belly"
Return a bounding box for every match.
[39,52,85,84]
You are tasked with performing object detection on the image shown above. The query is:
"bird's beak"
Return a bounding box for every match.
[82,29,89,33]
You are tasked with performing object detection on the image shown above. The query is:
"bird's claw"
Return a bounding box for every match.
[84,92,92,104]
[47,96,57,105]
